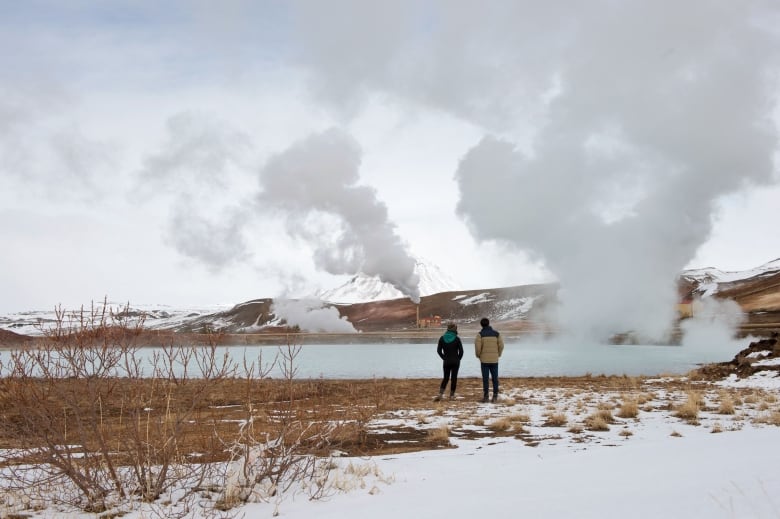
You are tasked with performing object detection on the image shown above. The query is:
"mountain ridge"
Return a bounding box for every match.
[2,258,779,338]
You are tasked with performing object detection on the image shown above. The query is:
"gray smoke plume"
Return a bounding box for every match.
[257,128,420,303]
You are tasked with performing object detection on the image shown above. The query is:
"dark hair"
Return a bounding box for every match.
[480,318,489,327]
[446,322,457,332]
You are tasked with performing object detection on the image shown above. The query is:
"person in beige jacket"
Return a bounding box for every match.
[475,317,504,403]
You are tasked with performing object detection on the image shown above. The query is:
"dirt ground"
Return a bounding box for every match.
[1,335,777,466]
[0,372,769,464]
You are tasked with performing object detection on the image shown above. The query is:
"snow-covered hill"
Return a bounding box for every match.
[316,258,461,304]
[0,302,233,337]
[681,257,780,297]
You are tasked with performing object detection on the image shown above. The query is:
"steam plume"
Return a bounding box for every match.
[453,4,779,339]
[257,128,420,303]
[286,2,780,339]
[271,298,356,333]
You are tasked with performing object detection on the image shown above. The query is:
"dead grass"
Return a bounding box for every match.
[543,413,568,427]
[617,399,639,419]
[427,425,451,443]
[717,392,736,415]
[755,411,780,426]
[489,417,514,432]
[675,391,702,422]
[508,412,531,424]
[585,412,610,431]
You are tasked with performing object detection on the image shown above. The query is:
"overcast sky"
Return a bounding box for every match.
[1,1,779,316]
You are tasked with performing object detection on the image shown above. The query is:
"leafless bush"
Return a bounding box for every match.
[215,338,337,511]
[0,301,237,513]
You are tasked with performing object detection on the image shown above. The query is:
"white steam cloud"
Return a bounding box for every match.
[257,128,420,303]
[136,112,253,270]
[680,298,746,353]
[283,1,779,341]
[271,298,356,333]
[453,4,779,340]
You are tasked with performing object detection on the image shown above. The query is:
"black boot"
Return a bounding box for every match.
[491,392,498,403]
[481,393,489,403]
[434,391,444,402]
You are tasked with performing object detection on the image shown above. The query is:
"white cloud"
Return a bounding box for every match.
[0,1,778,315]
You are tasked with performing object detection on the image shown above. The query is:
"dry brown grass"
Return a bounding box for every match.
[717,392,736,415]
[675,391,702,422]
[755,411,780,426]
[617,399,639,419]
[427,425,451,443]
[508,412,531,424]
[585,411,611,431]
[543,413,568,427]
[744,393,759,405]
[489,417,513,432]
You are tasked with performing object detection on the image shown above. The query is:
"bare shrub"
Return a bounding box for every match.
[0,302,237,512]
[215,340,338,511]
[567,424,584,434]
[619,429,633,438]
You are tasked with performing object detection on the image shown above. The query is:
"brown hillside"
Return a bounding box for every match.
[336,284,558,332]
[716,271,780,312]
[0,329,32,347]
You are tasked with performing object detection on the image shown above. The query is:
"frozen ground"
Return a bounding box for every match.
[3,363,779,519]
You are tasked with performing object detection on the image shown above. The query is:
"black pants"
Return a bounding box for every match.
[440,361,460,393]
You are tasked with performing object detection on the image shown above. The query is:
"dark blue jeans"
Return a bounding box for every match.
[481,363,499,395]
[440,360,460,393]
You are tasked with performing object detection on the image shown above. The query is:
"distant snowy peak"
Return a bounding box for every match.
[317,259,461,304]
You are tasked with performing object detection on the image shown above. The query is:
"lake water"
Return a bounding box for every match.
[218,339,740,379]
[0,339,743,379]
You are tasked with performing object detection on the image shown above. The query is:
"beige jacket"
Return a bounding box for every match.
[475,330,504,363]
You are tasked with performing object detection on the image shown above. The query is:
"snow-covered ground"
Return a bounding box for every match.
[0,302,233,336]
[4,367,780,519]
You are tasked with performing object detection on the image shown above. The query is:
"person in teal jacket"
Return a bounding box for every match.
[434,323,464,401]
